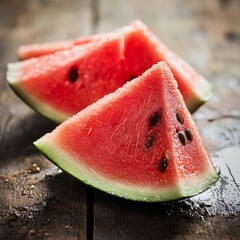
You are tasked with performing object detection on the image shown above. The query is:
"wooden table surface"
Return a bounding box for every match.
[0,0,240,239]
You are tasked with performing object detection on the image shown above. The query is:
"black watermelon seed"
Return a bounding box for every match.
[176,111,184,125]
[149,110,161,127]
[178,132,186,146]
[129,76,135,81]
[185,128,193,141]
[145,136,155,150]
[69,68,78,82]
[158,157,168,173]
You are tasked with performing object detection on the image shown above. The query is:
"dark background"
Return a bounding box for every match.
[0,0,240,239]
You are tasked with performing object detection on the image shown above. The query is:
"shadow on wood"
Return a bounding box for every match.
[0,172,87,239]
[93,182,240,239]
[0,112,57,162]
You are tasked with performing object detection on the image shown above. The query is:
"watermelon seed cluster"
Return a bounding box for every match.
[145,109,163,150]
[175,111,193,146]
[144,108,169,173]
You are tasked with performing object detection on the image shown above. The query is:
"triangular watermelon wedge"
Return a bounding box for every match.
[34,62,218,202]
[8,21,212,122]
[7,36,126,123]
[19,21,211,113]
[123,21,212,113]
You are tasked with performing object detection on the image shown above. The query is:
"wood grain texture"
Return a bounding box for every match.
[0,0,240,239]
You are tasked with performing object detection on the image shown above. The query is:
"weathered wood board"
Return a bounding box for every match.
[0,0,239,239]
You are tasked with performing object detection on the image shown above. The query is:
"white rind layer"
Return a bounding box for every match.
[7,63,21,84]
[186,75,213,113]
[34,136,218,202]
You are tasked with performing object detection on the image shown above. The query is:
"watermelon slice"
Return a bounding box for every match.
[123,21,212,113]
[19,21,212,112]
[7,37,126,123]
[34,62,218,202]
[8,21,212,117]
[7,23,212,124]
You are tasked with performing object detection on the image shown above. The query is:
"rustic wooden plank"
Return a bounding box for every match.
[1,0,240,239]
[93,0,240,239]
[0,0,93,239]
[94,192,240,239]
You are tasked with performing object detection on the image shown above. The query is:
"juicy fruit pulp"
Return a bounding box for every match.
[8,38,126,123]
[123,22,212,112]
[34,62,218,202]
[7,21,212,123]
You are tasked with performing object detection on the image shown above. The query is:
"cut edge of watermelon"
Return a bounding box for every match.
[34,132,218,203]
[185,75,213,113]
[32,62,218,202]
[131,21,213,112]
[33,139,179,202]
[178,168,218,198]
[7,63,69,123]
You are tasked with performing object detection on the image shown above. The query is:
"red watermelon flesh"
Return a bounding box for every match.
[8,21,212,123]
[34,62,218,202]
[8,37,126,123]
[13,21,212,115]
[123,21,212,112]
[17,34,101,60]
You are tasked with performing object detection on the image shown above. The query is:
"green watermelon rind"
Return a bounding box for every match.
[7,63,69,123]
[185,76,213,113]
[34,138,218,202]
[32,61,218,202]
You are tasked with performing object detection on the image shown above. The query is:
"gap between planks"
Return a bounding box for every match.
[86,187,94,240]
